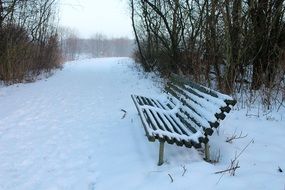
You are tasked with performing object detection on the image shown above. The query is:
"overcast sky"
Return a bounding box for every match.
[59,0,133,38]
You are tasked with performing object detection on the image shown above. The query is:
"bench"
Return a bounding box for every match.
[131,74,236,165]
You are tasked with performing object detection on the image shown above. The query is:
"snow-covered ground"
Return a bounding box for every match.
[0,57,284,190]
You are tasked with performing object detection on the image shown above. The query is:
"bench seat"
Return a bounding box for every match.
[131,95,207,148]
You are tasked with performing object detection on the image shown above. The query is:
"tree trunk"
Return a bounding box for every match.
[131,0,149,71]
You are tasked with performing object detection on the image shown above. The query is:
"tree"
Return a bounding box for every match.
[131,0,285,95]
[0,0,61,84]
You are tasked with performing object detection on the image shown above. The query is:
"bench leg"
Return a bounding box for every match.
[204,142,210,161]
[158,141,165,166]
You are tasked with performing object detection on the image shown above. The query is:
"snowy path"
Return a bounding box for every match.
[0,58,164,190]
[0,58,284,190]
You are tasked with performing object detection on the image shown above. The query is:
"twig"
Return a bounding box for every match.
[120,109,127,119]
[245,113,259,117]
[226,131,248,143]
[181,165,187,176]
[168,174,174,183]
[278,166,283,173]
[215,139,254,183]
[234,139,254,162]
[277,98,285,112]
[214,165,240,175]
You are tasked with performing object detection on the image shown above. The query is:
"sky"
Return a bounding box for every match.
[59,0,133,39]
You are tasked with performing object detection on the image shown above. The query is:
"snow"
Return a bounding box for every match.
[0,57,284,190]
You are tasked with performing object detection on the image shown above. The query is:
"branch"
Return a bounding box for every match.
[215,139,254,182]
[181,165,187,176]
[121,109,127,119]
[214,165,240,175]
[168,174,174,183]
[226,131,248,143]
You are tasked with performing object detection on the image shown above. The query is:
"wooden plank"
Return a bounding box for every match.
[170,74,217,98]
[166,102,199,134]
[164,114,184,135]
[132,95,162,141]
[166,87,213,134]
[147,109,175,144]
[135,96,193,146]
[144,109,162,133]
[225,99,237,106]
[162,115,184,146]
[166,102,211,143]
[166,86,219,129]
[184,85,233,114]
[135,95,145,106]
[153,112,186,145]
[173,85,220,122]
[177,84,227,120]
[141,97,187,144]
[170,74,231,100]
[137,96,149,105]
[169,83,226,121]
[167,115,194,147]
[154,99,168,110]
[142,97,159,108]
[170,74,237,109]
[131,95,155,142]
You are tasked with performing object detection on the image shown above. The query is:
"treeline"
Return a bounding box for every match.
[130,0,285,98]
[61,32,134,60]
[0,0,61,84]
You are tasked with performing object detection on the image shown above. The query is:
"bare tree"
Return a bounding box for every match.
[130,0,285,108]
[0,0,61,84]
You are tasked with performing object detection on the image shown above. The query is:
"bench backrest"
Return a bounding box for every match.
[165,74,236,136]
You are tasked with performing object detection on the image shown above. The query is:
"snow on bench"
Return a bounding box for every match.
[131,74,236,165]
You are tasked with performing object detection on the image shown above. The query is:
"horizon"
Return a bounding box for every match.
[59,0,133,39]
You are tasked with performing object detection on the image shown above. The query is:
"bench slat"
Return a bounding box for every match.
[136,96,186,144]
[172,84,226,119]
[168,85,221,128]
[167,115,205,147]
[149,110,179,144]
[167,101,201,134]
[170,74,235,102]
[165,88,215,135]
[168,84,218,123]
[168,83,227,119]
[166,86,214,127]
[185,85,233,112]
[131,95,156,142]
[144,109,164,138]
[163,114,185,136]
[132,94,206,145]
[167,98,214,136]
[146,108,203,145]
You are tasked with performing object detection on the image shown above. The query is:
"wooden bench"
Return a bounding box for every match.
[131,74,236,165]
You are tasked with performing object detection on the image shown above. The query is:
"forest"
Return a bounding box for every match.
[0,0,61,84]
[0,0,133,84]
[130,0,285,109]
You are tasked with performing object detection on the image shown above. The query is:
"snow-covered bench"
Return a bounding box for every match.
[131,74,236,165]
